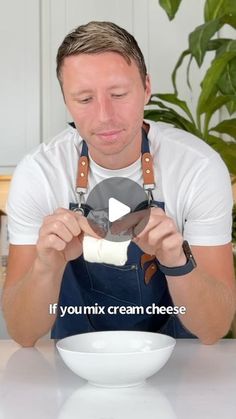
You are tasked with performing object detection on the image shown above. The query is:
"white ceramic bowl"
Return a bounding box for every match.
[56,331,176,388]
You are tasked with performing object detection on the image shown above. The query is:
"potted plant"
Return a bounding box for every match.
[145,0,236,336]
[145,0,236,175]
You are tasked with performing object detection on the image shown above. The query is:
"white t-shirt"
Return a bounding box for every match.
[7,120,233,246]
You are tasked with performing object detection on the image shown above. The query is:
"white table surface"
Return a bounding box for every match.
[0,339,235,419]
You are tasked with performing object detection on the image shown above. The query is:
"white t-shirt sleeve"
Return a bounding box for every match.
[7,156,51,245]
[183,152,233,245]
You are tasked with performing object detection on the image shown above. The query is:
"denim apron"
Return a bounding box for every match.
[51,128,196,339]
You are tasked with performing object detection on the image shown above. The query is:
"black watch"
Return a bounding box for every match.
[157,240,197,276]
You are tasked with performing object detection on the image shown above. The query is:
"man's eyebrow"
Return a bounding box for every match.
[71,90,93,97]
[70,84,130,97]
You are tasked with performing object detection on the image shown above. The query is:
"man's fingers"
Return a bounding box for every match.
[42,208,105,243]
[37,234,67,252]
[110,209,148,234]
[74,212,105,238]
[44,208,81,236]
[40,220,75,243]
[110,207,166,236]
[132,217,180,254]
[133,212,173,240]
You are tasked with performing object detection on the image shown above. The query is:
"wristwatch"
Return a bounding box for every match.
[157,240,197,276]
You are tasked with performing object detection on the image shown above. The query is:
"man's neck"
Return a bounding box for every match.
[89,147,141,170]
[90,136,142,170]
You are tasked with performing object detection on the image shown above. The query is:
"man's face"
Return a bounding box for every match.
[61,52,151,165]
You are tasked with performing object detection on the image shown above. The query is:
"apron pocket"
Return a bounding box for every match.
[85,261,142,305]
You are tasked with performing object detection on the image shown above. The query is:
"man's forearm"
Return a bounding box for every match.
[167,268,236,344]
[2,257,66,346]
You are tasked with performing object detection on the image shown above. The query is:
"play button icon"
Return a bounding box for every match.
[85,177,152,242]
[108,198,130,222]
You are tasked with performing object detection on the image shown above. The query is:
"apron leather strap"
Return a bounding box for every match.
[141,152,155,186]
[144,262,158,285]
[141,253,158,284]
[76,156,89,189]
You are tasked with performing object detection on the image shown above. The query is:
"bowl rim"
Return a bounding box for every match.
[56,330,176,356]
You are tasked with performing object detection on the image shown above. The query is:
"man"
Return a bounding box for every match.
[2,21,236,346]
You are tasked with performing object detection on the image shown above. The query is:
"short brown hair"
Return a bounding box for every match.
[56,21,147,87]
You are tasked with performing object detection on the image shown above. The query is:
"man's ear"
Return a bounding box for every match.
[144,74,151,105]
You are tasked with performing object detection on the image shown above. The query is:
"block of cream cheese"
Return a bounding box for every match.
[83,235,131,266]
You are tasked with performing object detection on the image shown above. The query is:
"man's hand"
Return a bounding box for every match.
[111,207,186,267]
[2,207,104,346]
[36,208,103,270]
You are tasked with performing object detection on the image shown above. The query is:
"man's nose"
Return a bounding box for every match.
[96,96,114,122]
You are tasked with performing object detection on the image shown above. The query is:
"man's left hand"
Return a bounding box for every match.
[111,207,187,267]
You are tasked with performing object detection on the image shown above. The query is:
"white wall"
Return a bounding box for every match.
[0,0,40,173]
[41,0,208,141]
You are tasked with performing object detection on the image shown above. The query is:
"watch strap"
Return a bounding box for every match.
[157,241,197,276]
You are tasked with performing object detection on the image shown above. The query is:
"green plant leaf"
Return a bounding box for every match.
[204,0,236,21]
[226,100,236,115]
[207,135,236,174]
[144,106,201,137]
[204,0,225,21]
[189,19,221,67]
[186,55,193,91]
[218,57,236,93]
[197,51,236,116]
[216,39,236,57]
[200,95,236,115]
[207,135,236,155]
[221,13,236,29]
[144,109,184,128]
[158,0,182,20]
[150,93,194,122]
[210,119,236,140]
[144,108,189,131]
[202,95,236,138]
[215,41,236,115]
[171,39,231,96]
[171,49,190,95]
[207,38,233,50]
[216,41,236,102]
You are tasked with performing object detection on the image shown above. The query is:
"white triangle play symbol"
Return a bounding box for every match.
[108,198,131,222]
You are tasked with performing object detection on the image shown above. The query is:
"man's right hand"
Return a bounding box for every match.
[36,208,102,271]
[3,207,105,346]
